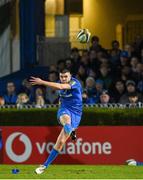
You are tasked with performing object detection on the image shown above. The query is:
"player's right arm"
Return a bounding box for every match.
[29,77,71,90]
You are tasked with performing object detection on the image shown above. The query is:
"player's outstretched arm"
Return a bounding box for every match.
[29,76,71,90]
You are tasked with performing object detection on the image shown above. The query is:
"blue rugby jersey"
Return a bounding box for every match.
[58,77,82,115]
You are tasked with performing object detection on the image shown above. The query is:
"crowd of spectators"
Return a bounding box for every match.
[0,35,143,108]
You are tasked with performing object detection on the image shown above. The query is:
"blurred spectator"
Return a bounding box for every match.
[35,95,45,108]
[90,36,103,52]
[45,71,59,104]
[130,56,139,73]
[95,79,104,94]
[111,80,125,103]
[88,69,97,79]
[132,63,143,82]
[0,96,5,106]
[82,77,97,104]
[119,51,129,67]
[124,44,136,58]
[16,93,29,108]
[133,35,143,55]
[57,59,65,72]
[140,48,143,63]
[94,79,105,103]
[49,64,57,72]
[100,57,110,66]
[89,49,100,72]
[80,50,90,68]
[128,92,141,106]
[65,58,76,75]
[119,80,143,104]
[136,63,143,75]
[98,64,112,89]
[21,79,35,103]
[111,40,121,55]
[99,90,111,104]
[47,71,58,82]
[120,66,132,82]
[35,87,45,108]
[137,80,143,93]
[119,72,128,83]
[70,47,81,71]
[35,87,45,99]
[97,50,105,61]
[109,40,121,66]
[70,47,80,63]
[110,49,120,66]
[76,65,87,86]
[3,82,17,104]
[116,51,130,79]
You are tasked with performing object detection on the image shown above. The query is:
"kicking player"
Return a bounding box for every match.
[30,69,82,174]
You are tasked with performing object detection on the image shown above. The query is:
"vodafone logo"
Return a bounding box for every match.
[5,132,32,163]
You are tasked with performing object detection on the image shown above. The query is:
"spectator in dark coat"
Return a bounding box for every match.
[111,80,125,103]
[119,80,143,104]
[3,82,17,104]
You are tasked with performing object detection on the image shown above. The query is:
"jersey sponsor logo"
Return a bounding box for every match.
[60,94,72,98]
[59,89,72,98]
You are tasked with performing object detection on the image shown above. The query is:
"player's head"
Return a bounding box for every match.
[59,69,71,83]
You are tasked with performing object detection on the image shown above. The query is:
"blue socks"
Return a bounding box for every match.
[0,135,2,150]
[43,124,72,168]
[137,161,143,166]
[44,148,59,168]
[64,124,72,135]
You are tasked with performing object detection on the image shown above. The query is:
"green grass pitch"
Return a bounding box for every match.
[0,165,143,179]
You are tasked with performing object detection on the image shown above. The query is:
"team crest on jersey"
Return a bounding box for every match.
[70,80,76,86]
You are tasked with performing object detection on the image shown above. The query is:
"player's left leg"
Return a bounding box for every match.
[35,128,70,174]
[35,114,71,174]
[43,127,70,167]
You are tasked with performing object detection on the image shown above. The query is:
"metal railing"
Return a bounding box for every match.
[0,103,143,109]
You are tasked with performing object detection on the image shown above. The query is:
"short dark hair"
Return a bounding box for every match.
[59,69,71,74]
[91,36,99,43]
[49,71,58,75]
[48,71,58,78]
[7,81,15,87]
[112,40,119,46]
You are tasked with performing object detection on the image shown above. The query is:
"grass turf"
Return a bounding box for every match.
[0,165,143,179]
